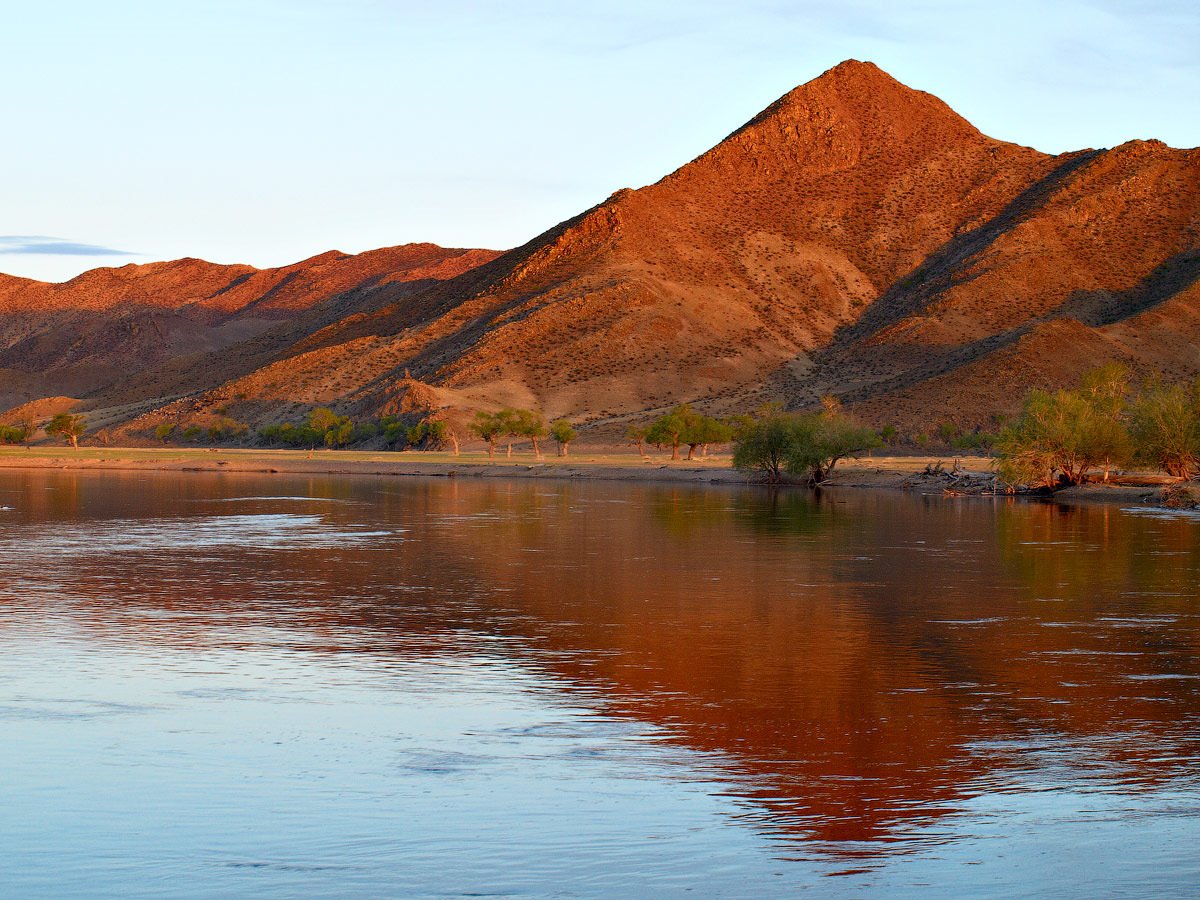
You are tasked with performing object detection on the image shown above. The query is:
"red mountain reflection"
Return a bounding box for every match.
[4,471,1198,850]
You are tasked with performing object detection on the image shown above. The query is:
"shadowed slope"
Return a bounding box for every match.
[827,138,1200,427]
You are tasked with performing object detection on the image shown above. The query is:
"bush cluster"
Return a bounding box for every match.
[468,409,579,459]
[732,401,880,484]
[996,365,1200,489]
[0,425,29,444]
[154,417,247,445]
[625,404,734,460]
[873,421,997,451]
[256,407,441,450]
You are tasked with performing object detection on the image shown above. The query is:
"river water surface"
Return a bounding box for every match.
[2,470,1199,896]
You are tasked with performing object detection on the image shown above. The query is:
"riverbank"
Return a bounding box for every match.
[827,458,1179,504]
[0,447,1183,505]
[0,446,752,485]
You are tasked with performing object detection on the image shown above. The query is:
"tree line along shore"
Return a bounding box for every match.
[6,365,1200,505]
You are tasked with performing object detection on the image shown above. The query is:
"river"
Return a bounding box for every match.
[1,470,1198,896]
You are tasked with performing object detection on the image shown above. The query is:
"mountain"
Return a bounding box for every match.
[5,60,1198,439]
[0,244,499,412]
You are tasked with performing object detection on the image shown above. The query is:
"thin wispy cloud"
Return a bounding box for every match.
[0,236,138,257]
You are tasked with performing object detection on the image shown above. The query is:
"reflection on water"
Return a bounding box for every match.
[0,513,393,557]
[1,471,1198,896]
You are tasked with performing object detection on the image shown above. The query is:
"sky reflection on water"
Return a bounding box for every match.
[1,470,1198,896]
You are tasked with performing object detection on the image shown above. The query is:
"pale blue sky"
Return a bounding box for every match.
[3,0,1197,282]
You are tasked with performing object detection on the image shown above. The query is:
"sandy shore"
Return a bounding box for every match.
[0,446,754,486]
[0,447,1180,505]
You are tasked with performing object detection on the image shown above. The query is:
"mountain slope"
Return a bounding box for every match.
[335,59,1195,428]
[173,61,1063,422]
[7,60,1199,437]
[0,244,499,410]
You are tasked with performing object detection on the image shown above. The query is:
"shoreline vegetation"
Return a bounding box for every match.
[0,446,1186,508]
[8,372,1200,508]
[13,368,1200,510]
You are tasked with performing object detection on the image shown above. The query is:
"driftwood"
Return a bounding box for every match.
[1158,482,1200,509]
[902,459,1006,495]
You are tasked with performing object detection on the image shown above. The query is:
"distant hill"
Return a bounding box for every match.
[3,60,1198,440]
[0,244,498,412]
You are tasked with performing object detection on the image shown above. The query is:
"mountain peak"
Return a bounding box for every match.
[819,58,893,81]
[737,59,980,144]
[657,59,994,183]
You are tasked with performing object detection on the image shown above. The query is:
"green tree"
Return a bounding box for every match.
[646,405,693,461]
[1128,379,1200,478]
[297,407,357,448]
[492,408,521,458]
[551,419,577,457]
[647,404,733,461]
[405,421,427,447]
[204,418,247,443]
[511,408,548,458]
[404,417,455,452]
[936,422,960,445]
[324,419,356,448]
[788,413,881,483]
[732,411,799,482]
[682,414,734,459]
[733,408,880,485]
[1081,363,1134,481]
[726,413,756,442]
[426,419,457,454]
[308,407,341,433]
[470,411,504,459]
[258,424,283,444]
[45,413,86,448]
[951,429,998,452]
[996,369,1133,489]
[1081,363,1130,415]
[18,413,35,446]
[154,423,176,444]
[380,416,407,447]
[625,424,648,457]
[278,424,322,447]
